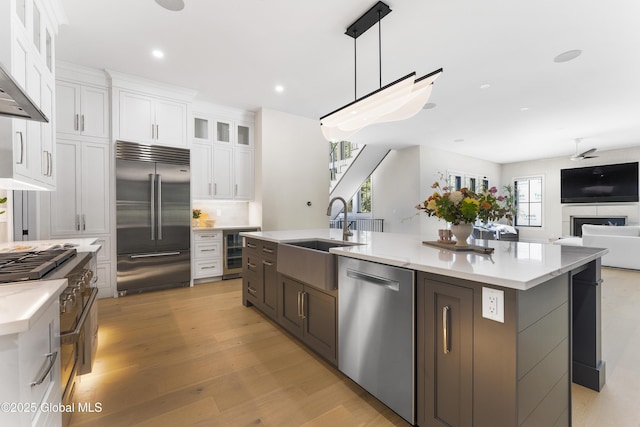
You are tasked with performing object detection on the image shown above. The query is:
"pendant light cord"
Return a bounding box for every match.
[378,10,382,89]
[354,31,357,100]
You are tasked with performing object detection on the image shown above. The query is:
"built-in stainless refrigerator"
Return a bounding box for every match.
[116,141,191,295]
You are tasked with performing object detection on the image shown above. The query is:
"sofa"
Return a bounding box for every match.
[555,224,640,270]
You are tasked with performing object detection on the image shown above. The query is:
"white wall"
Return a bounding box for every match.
[371,146,421,234]
[501,146,640,241]
[257,108,328,231]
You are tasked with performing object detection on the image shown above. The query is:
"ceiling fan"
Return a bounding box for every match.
[570,138,598,161]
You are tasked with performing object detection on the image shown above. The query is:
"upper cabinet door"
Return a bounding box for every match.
[215,119,232,144]
[234,147,253,200]
[155,99,187,147]
[81,85,109,138]
[212,144,233,199]
[119,91,155,144]
[56,81,81,135]
[236,122,253,147]
[191,142,213,200]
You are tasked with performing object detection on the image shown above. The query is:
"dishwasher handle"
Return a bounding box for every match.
[346,269,400,291]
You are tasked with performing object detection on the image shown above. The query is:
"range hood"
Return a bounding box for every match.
[0,61,49,123]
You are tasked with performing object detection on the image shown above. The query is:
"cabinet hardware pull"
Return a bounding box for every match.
[300,291,306,319]
[82,214,86,231]
[151,124,155,139]
[202,266,217,269]
[81,114,85,131]
[262,247,274,254]
[16,131,24,164]
[75,114,79,131]
[214,183,217,195]
[297,291,301,317]
[208,183,212,195]
[31,352,58,387]
[443,305,451,354]
[247,287,257,296]
[247,242,257,249]
[247,262,256,269]
[201,249,217,253]
[263,260,274,266]
[235,183,238,196]
[156,124,159,139]
[76,214,80,231]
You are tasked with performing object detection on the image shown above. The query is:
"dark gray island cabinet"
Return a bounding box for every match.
[239,229,607,427]
[417,259,604,427]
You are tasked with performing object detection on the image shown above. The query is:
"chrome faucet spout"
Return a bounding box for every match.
[327,196,353,240]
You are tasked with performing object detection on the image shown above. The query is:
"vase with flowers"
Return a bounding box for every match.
[192,209,202,228]
[416,180,507,246]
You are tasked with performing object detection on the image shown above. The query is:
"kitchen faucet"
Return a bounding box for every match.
[327,197,353,240]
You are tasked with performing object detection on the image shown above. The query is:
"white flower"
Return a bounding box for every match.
[449,191,464,205]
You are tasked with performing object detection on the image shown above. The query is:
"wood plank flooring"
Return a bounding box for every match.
[70,279,407,427]
[70,268,640,426]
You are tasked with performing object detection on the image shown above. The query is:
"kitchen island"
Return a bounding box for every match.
[241,229,607,427]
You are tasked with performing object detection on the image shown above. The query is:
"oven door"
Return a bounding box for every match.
[61,287,98,375]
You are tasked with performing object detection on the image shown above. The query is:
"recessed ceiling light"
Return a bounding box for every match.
[275,85,284,93]
[152,49,164,59]
[155,0,184,11]
[454,138,464,143]
[554,50,582,63]
[423,103,436,110]
[520,107,529,111]
[479,84,491,89]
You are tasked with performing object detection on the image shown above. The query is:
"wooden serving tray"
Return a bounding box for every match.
[422,241,495,254]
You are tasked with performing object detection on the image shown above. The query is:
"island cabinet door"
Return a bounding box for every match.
[259,254,278,320]
[302,286,337,365]
[418,278,473,427]
[279,276,304,339]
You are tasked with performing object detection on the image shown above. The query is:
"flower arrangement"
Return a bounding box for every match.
[416,181,507,225]
[192,209,202,219]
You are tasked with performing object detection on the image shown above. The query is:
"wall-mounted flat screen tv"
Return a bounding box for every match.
[560,162,639,203]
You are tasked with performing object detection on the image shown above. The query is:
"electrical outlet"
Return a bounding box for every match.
[216,208,222,217]
[482,287,504,323]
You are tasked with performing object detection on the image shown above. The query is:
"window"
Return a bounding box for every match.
[346,176,372,213]
[515,176,543,227]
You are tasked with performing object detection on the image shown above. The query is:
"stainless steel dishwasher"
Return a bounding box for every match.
[338,256,415,424]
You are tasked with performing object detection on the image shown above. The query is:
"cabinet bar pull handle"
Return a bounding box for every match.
[76,214,80,231]
[81,114,85,131]
[16,131,24,164]
[214,183,217,195]
[235,183,238,196]
[208,183,212,195]
[31,352,57,387]
[156,124,159,139]
[201,249,217,252]
[443,305,451,354]
[151,124,155,139]
[247,262,256,269]
[300,291,306,319]
[262,260,274,266]
[262,247,274,254]
[297,291,302,317]
[75,114,79,131]
[247,287,257,296]
[82,214,86,231]
[246,242,257,249]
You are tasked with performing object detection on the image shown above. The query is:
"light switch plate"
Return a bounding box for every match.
[482,287,504,323]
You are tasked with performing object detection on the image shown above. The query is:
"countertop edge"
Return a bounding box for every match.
[0,279,67,336]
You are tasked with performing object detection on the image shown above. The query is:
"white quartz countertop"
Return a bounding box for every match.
[0,279,67,335]
[240,229,608,290]
[0,238,100,254]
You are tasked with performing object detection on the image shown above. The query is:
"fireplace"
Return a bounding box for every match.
[571,216,627,237]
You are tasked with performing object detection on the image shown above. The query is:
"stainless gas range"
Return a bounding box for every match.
[0,248,98,427]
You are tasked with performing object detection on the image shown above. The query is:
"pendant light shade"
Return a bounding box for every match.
[320,69,442,141]
[319,2,443,142]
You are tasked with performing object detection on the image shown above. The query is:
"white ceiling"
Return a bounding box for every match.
[56,0,640,164]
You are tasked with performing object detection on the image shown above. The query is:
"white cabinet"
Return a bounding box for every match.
[191,142,213,199]
[49,139,110,236]
[56,81,109,139]
[193,230,223,279]
[118,90,187,148]
[0,0,60,190]
[191,114,254,201]
[0,296,62,427]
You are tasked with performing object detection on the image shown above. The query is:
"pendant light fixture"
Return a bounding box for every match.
[320,2,443,142]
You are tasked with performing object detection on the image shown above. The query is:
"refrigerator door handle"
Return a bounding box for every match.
[150,173,156,240]
[157,174,163,240]
[130,252,181,259]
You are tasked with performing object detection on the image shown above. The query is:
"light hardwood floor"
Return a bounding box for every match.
[70,268,640,426]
